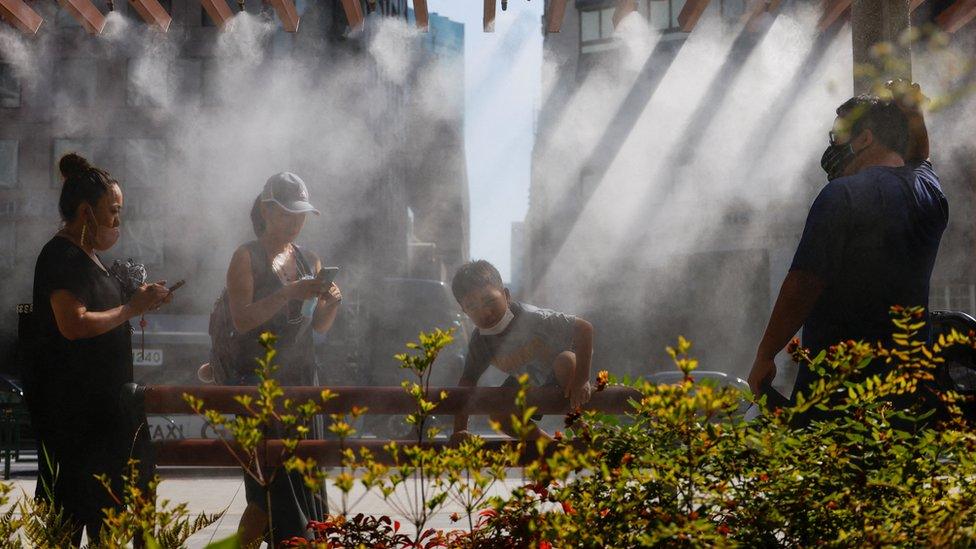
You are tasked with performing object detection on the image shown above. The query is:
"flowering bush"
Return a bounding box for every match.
[14,306,971,548]
[473,306,976,547]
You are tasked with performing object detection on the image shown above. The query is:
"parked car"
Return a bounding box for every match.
[133,314,211,386]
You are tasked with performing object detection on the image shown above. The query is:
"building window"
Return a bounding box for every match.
[931,284,976,314]
[0,64,20,108]
[54,59,98,107]
[124,139,166,188]
[0,140,17,188]
[120,219,164,266]
[0,222,14,270]
[580,7,617,53]
[719,0,747,19]
[645,0,688,32]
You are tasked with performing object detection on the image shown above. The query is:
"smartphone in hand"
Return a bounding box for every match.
[316,267,340,287]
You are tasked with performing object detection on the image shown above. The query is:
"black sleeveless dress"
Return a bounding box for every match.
[232,240,326,543]
[232,240,316,385]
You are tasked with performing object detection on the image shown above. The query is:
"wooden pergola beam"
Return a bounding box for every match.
[339,0,363,31]
[200,0,232,28]
[742,0,781,32]
[612,0,637,28]
[677,0,712,32]
[268,0,299,32]
[545,0,567,33]
[484,0,495,32]
[57,0,105,33]
[0,0,43,34]
[937,0,976,33]
[413,0,428,31]
[818,0,851,32]
[128,0,172,31]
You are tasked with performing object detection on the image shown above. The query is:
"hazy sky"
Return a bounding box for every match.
[421,0,544,282]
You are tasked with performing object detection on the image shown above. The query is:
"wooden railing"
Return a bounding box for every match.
[123,384,641,467]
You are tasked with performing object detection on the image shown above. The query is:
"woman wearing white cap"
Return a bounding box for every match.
[224,172,341,546]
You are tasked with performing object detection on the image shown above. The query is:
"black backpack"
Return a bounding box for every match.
[208,244,314,385]
[208,289,238,385]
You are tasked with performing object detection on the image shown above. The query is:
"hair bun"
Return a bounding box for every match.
[59,153,92,181]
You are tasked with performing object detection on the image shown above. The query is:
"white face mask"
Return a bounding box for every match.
[480,306,515,336]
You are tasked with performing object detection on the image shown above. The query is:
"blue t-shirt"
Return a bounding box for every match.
[791,160,947,385]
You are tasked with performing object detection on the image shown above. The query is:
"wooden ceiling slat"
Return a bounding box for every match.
[742,0,781,32]
[0,0,43,34]
[545,0,567,33]
[128,0,172,31]
[612,0,637,28]
[484,0,496,32]
[57,0,105,34]
[339,0,363,31]
[268,0,299,32]
[414,0,429,32]
[818,0,852,32]
[200,0,232,28]
[937,0,976,33]
[677,0,712,32]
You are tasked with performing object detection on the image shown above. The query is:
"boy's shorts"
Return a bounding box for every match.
[501,373,560,422]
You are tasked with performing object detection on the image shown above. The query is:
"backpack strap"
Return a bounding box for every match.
[292,244,315,278]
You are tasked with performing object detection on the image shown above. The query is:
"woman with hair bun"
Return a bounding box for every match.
[26,153,172,544]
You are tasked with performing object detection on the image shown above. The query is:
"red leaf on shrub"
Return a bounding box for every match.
[718,523,731,536]
[599,508,610,518]
[561,501,575,515]
[759,473,769,483]
[394,520,401,532]
[479,508,497,518]
[539,542,553,549]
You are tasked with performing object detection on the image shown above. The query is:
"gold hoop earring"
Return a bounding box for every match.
[80,223,87,247]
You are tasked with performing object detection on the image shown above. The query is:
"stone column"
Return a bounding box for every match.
[851,0,913,93]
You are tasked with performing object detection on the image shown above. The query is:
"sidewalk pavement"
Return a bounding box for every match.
[2,463,522,548]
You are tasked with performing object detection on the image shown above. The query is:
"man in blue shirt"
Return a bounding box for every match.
[748,82,947,410]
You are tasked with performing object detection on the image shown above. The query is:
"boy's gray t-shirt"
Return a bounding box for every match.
[460,301,576,387]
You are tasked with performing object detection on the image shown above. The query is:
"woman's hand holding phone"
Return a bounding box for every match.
[323,282,342,305]
[315,267,341,304]
[287,278,328,300]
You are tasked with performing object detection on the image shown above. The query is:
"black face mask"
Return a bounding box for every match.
[820,142,856,181]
